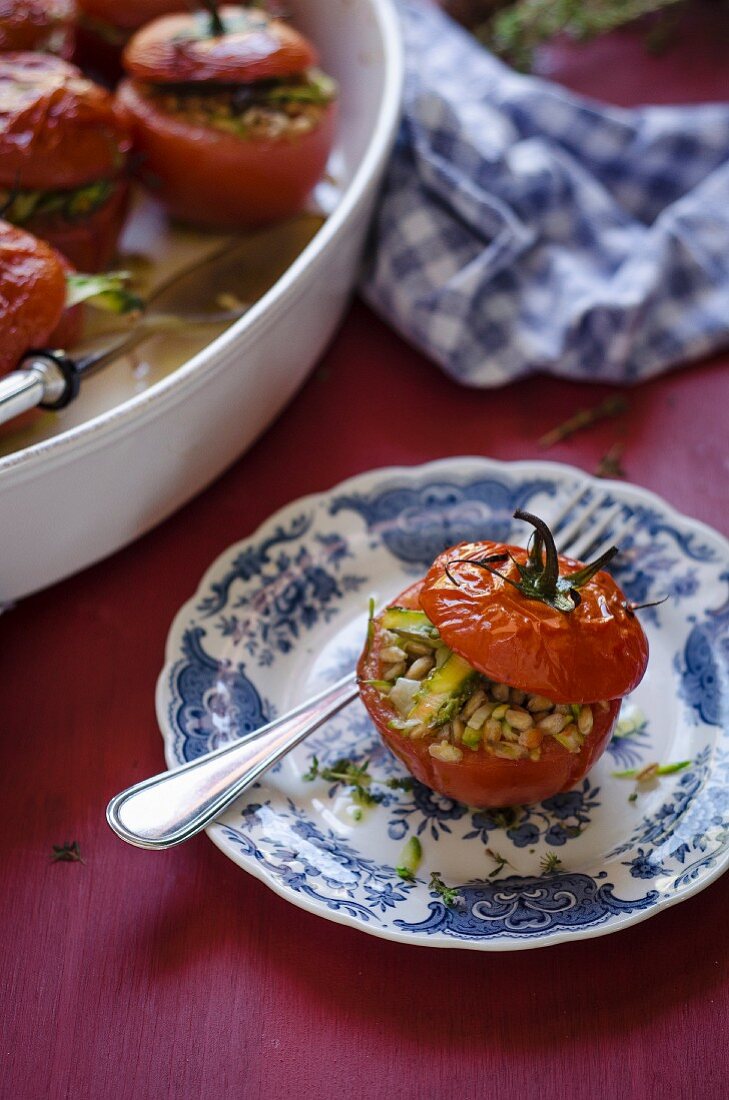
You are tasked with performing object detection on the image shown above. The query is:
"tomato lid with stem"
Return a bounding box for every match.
[418,510,650,705]
[123,5,318,85]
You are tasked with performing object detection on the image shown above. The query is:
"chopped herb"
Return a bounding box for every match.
[486,848,510,877]
[51,841,84,863]
[385,776,415,791]
[429,871,462,907]
[488,808,520,830]
[539,395,628,448]
[540,851,563,875]
[628,792,638,803]
[1,179,118,229]
[65,272,143,315]
[365,596,376,655]
[302,755,381,807]
[612,761,691,779]
[396,836,422,881]
[302,754,320,782]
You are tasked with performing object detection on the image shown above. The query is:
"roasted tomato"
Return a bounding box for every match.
[358,511,648,808]
[118,6,337,229]
[0,0,76,58]
[74,0,185,85]
[0,220,68,375]
[0,53,131,270]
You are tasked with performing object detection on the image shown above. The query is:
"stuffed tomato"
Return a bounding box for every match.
[0,0,76,58]
[0,53,131,271]
[0,220,68,375]
[118,5,337,229]
[358,511,648,808]
[74,0,185,85]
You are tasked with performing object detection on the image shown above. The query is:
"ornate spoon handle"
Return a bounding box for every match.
[106,672,358,849]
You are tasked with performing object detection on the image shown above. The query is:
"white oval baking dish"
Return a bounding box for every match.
[0,0,402,603]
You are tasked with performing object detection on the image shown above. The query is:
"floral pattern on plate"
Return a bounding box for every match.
[157,458,729,949]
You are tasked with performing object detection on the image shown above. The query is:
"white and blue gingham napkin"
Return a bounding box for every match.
[362,0,729,386]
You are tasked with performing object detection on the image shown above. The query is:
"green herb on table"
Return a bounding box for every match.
[396,836,423,881]
[596,441,627,479]
[429,871,463,907]
[446,0,689,71]
[538,394,628,448]
[51,840,84,863]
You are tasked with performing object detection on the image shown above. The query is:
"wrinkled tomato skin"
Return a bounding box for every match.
[23,177,130,272]
[358,579,622,809]
[122,7,317,84]
[0,221,68,375]
[0,53,131,190]
[420,540,649,705]
[118,79,335,229]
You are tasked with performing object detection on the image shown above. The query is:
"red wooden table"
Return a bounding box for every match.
[2,12,728,1099]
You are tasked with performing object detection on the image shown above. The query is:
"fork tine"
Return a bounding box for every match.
[566,503,623,560]
[586,515,637,564]
[547,484,591,536]
[554,491,611,555]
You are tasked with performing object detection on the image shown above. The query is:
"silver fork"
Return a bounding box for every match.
[107,487,635,850]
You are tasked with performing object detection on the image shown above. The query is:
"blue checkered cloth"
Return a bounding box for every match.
[362,0,729,386]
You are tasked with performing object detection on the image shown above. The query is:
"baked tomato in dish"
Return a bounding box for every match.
[74,0,186,85]
[357,510,648,809]
[0,0,76,58]
[0,53,131,270]
[118,5,337,229]
[0,220,69,376]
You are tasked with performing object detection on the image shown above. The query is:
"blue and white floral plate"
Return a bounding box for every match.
[156,458,729,950]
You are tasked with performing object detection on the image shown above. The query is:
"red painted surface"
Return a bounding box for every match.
[2,12,729,1099]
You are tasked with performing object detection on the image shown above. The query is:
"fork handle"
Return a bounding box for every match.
[106,672,359,849]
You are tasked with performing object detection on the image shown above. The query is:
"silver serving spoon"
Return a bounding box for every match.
[106,672,359,849]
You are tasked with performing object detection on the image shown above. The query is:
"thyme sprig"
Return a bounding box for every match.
[303,755,382,807]
[429,871,463,907]
[539,395,628,448]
